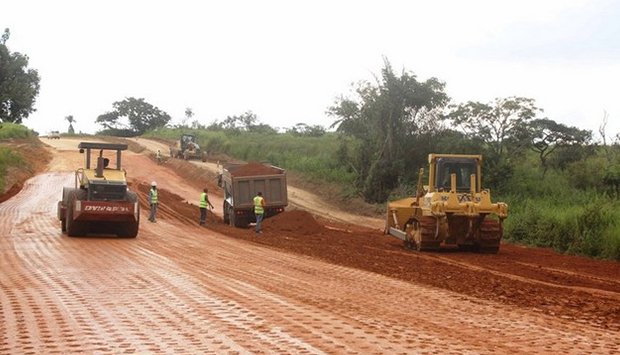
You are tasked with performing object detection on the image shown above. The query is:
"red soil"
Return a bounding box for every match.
[135,183,620,330]
[226,162,283,177]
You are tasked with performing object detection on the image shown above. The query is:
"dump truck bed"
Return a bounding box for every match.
[222,162,288,209]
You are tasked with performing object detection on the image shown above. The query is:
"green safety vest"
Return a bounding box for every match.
[253,195,264,215]
[150,188,158,204]
[200,192,208,208]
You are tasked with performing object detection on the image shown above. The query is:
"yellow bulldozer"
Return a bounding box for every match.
[385,154,508,253]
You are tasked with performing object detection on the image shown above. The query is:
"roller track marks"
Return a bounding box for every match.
[2,172,620,354]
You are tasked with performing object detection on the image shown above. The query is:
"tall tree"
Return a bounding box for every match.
[329,58,449,202]
[446,97,541,158]
[528,118,591,177]
[0,28,41,123]
[182,107,194,127]
[221,111,258,133]
[446,97,542,189]
[65,115,75,134]
[96,97,171,135]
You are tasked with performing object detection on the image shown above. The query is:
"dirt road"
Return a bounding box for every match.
[126,137,384,229]
[0,137,619,354]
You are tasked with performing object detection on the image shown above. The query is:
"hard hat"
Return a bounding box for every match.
[151,181,157,187]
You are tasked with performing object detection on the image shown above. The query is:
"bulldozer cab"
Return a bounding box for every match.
[431,155,481,193]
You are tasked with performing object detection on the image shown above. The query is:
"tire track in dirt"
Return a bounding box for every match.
[2,139,619,353]
[424,253,620,301]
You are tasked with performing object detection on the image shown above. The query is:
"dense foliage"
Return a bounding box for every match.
[0,29,40,124]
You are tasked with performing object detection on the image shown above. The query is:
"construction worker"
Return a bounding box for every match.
[253,191,265,234]
[156,149,162,164]
[148,181,158,222]
[199,188,214,226]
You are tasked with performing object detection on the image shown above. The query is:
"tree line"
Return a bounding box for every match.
[2,28,614,204]
[329,58,595,202]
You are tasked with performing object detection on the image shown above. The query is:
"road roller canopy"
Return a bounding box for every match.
[78,142,128,173]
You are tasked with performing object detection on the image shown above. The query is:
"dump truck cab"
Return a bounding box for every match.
[57,142,140,238]
[386,153,508,253]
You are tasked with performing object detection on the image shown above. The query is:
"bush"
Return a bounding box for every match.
[0,123,35,140]
[0,147,24,191]
[504,192,620,260]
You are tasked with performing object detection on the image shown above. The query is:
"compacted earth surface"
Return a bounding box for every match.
[0,137,619,354]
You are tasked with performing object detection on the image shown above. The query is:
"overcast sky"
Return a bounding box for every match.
[3,0,620,138]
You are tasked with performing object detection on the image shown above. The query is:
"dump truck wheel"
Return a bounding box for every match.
[228,206,235,227]
[234,216,247,228]
[183,150,189,160]
[223,202,230,224]
[66,191,88,237]
[201,152,207,162]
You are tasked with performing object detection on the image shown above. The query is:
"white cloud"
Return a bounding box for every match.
[3,0,618,138]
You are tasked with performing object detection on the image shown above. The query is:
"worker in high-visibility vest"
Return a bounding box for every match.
[199,188,214,226]
[253,191,266,234]
[148,181,158,222]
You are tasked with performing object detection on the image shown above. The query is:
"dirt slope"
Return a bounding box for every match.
[0,137,618,354]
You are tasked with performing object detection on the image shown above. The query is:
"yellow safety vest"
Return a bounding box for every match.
[200,192,208,208]
[253,195,264,215]
[150,188,158,204]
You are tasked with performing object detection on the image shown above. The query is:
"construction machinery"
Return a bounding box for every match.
[385,154,508,253]
[57,142,140,238]
[169,134,207,162]
[218,162,288,228]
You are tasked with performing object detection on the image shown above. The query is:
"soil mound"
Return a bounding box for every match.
[227,162,283,177]
[263,210,324,235]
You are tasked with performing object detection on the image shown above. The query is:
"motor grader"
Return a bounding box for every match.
[385,154,508,253]
[169,134,207,162]
[57,142,140,238]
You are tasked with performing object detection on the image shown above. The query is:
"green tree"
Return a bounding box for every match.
[221,111,259,133]
[529,118,591,177]
[287,123,326,137]
[447,97,541,158]
[96,97,171,135]
[446,97,542,189]
[0,28,41,124]
[65,115,75,134]
[182,107,194,127]
[329,58,449,202]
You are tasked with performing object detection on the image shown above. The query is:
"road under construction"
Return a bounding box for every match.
[0,137,618,354]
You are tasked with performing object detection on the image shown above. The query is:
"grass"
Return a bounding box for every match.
[0,122,35,140]
[0,123,35,191]
[0,147,24,191]
[504,193,620,260]
[144,128,356,186]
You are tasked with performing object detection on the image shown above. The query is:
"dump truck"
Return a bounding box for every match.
[169,134,207,162]
[57,142,140,238]
[218,162,288,228]
[385,154,508,253]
